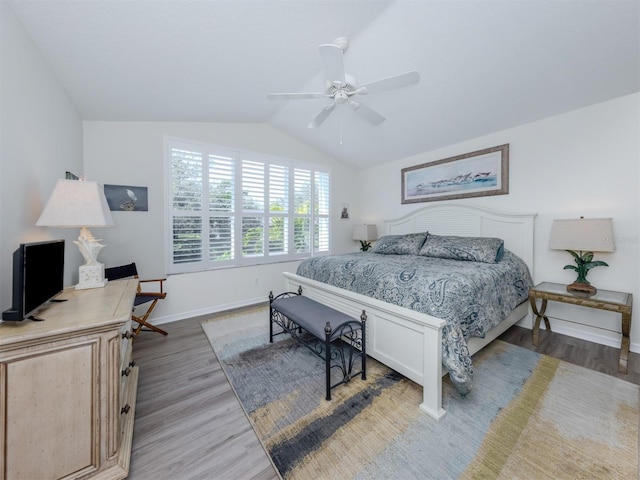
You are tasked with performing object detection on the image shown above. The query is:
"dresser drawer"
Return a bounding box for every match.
[119,364,139,473]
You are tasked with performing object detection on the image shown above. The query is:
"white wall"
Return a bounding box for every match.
[358,93,640,352]
[4,0,637,354]
[0,3,83,311]
[83,121,357,321]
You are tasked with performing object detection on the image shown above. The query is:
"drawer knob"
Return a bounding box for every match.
[121,366,132,377]
[129,360,136,368]
[121,404,131,415]
[122,331,133,339]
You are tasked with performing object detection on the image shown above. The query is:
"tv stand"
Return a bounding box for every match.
[0,279,138,479]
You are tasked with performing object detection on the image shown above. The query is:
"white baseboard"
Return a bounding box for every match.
[148,296,267,325]
[524,316,639,354]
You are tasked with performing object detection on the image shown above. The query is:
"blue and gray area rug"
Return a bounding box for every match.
[202,307,639,480]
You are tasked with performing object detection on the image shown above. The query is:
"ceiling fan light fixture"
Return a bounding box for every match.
[325,73,357,94]
[335,91,349,104]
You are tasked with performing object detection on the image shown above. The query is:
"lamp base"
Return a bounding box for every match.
[566,282,596,296]
[76,264,108,290]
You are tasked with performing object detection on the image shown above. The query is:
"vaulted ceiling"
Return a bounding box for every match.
[8,0,639,168]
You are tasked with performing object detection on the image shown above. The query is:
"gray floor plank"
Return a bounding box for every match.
[129,314,280,480]
[499,325,640,385]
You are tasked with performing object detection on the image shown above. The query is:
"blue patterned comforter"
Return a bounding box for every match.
[296,250,532,394]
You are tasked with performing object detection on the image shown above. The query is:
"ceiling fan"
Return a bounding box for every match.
[267,37,420,129]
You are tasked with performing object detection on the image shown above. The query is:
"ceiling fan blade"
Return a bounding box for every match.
[267,92,327,100]
[358,71,420,95]
[308,103,336,128]
[350,101,385,126]
[318,44,346,87]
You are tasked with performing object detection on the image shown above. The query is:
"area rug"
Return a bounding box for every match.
[202,307,639,480]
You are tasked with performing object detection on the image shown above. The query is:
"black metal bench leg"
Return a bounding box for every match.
[325,321,332,401]
[361,310,367,380]
[269,291,274,343]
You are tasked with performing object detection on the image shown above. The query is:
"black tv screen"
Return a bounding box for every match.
[2,239,65,321]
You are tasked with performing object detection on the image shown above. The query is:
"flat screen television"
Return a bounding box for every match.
[2,239,65,321]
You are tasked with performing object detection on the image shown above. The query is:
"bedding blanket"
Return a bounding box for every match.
[296,250,532,394]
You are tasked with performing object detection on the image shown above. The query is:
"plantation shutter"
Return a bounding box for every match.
[269,164,288,255]
[293,168,311,254]
[314,171,330,253]
[242,160,265,258]
[171,147,204,265]
[209,154,235,263]
[166,137,331,274]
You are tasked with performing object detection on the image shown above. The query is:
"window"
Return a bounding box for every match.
[165,137,331,274]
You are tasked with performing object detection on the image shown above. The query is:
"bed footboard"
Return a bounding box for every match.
[283,271,447,420]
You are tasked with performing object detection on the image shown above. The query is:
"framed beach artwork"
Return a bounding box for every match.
[401,144,509,204]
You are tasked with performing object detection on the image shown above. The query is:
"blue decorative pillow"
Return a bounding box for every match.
[370,232,428,255]
[419,234,505,263]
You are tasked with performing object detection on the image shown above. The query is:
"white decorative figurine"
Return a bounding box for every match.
[74,227,108,289]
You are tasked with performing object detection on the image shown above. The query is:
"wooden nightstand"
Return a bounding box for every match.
[528,282,633,373]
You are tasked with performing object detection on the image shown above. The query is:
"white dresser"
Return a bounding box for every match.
[0,279,139,480]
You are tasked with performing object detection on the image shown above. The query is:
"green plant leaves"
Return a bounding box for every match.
[562,249,609,284]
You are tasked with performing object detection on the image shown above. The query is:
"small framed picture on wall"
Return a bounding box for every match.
[104,184,149,211]
[340,203,350,220]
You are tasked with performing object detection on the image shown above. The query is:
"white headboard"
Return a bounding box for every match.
[386,203,537,276]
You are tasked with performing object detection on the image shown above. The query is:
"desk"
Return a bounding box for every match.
[528,281,633,373]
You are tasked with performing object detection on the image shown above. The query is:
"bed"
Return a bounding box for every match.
[283,203,536,420]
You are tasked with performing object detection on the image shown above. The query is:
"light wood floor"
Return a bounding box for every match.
[499,325,640,385]
[129,310,639,479]
[129,309,280,480]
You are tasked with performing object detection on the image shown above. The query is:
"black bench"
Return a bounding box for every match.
[269,287,367,400]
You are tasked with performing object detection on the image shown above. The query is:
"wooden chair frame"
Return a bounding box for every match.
[105,263,168,336]
[134,277,168,336]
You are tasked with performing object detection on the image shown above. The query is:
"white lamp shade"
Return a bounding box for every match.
[353,224,378,241]
[36,179,114,228]
[549,218,615,252]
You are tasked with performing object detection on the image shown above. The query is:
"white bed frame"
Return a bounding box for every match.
[283,203,536,420]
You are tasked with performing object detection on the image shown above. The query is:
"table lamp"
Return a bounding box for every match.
[36,178,114,289]
[549,217,615,295]
[353,224,378,251]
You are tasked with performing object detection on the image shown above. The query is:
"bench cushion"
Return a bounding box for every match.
[271,295,358,341]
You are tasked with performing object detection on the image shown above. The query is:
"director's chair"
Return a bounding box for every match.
[105,262,168,336]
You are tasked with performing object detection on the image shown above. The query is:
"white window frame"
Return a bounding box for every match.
[164,136,331,274]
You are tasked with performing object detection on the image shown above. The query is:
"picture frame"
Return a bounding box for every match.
[104,184,149,211]
[401,144,509,204]
[340,203,350,220]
